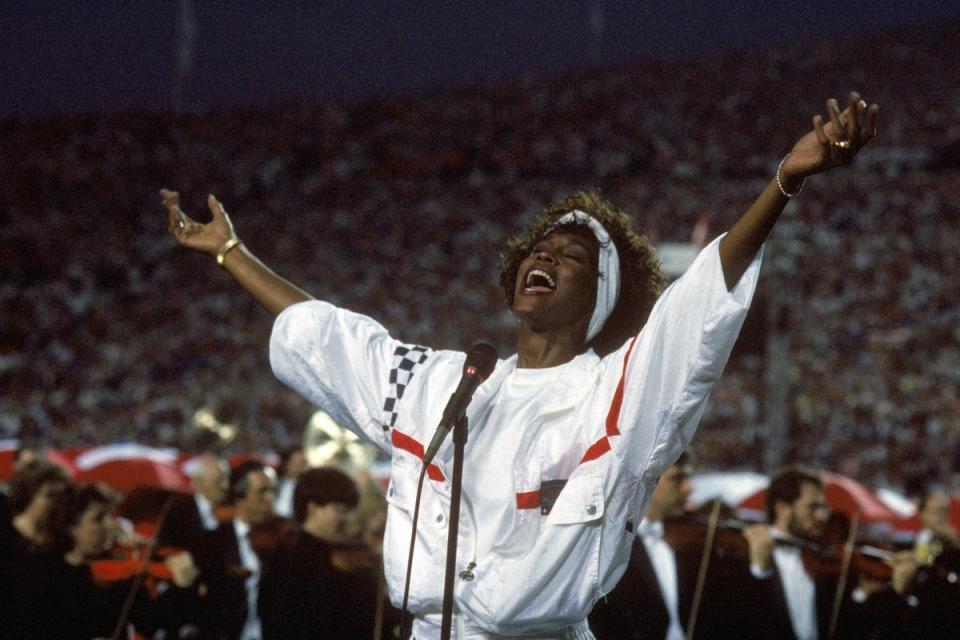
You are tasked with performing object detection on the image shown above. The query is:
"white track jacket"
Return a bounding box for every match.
[269,235,762,639]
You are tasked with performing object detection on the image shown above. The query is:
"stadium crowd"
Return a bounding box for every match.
[1,19,959,498]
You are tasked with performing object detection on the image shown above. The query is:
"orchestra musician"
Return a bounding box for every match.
[828,484,960,640]
[258,466,382,640]
[160,453,230,556]
[0,460,71,640]
[196,459,278,640]
[41,482,201,640]
[739,466,836,640]
[589,450,720,639]
[914,487,960,567]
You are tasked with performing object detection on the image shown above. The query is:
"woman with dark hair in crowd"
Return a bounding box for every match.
[0,460,71,640]
[32,483,202,640]
[4,459,70,552]
[163,94,877,639]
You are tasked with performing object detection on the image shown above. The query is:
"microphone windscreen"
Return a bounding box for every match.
[464,343,498,381]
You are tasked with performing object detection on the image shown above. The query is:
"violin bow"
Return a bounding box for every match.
[827,509,860,640]
[686,497,723,640]
[110,493,179,640]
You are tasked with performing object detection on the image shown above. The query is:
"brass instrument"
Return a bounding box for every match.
[191,406,238,451]
[302,410,379,473]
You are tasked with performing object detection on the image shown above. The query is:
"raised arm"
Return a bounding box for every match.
[718,92,879,289]
[161,189,312,316]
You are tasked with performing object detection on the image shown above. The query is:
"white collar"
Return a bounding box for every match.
[233,518,252,538]
[638,518,665,540]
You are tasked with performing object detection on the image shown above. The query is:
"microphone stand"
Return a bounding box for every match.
[440,414,468,640]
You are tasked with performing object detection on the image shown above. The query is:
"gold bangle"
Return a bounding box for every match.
[216,237,243,268]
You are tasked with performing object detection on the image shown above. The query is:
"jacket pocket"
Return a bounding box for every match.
[544,472,604,527]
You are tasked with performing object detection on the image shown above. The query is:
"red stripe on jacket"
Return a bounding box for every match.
[515,490,540,509]
[578,335,639,464]
[518,336,641,507]
[391,429,446,481]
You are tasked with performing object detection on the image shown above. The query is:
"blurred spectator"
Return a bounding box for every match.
[12,440,44,472]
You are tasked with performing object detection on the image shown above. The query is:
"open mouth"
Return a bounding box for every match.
[522,268,556,293]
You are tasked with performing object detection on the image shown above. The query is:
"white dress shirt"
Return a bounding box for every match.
[773,545,817,640]
[638,518,685,640]
[234,519,263,640]
[194,493,219,530]
[751,534,818,640]
[274,477,295,518]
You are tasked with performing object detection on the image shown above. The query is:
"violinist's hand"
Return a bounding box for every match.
[165,550,200,588]
[926,519,960,548]
[856,574,887,599]
[109,518,148,550]
[886,551,918,595]
[780,92,879,186]
[162,189,237,257]
[743,524,775,574]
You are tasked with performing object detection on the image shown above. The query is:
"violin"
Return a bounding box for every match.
[663,500,900,639]
[90,543,191,587]
[247,515,294,560]
[329,539,382,573]
[249,517,381,573]
[663,506,895,582]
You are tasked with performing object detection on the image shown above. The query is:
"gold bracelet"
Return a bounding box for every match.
[216,237,243,268]
[776,154,804,198]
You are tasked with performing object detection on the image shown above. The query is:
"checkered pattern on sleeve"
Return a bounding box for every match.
[381,344,431,431]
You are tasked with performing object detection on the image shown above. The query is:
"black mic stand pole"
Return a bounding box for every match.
[440,414,468,640]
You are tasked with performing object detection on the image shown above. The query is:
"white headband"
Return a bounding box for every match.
[552,210,621,342]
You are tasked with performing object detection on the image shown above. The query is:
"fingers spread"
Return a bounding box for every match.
[207,194,226,220]
[162,189,192,237]
[845,92,861,140]
[826,98,844,139]
[166,199,181,232]
[160,188,179,208]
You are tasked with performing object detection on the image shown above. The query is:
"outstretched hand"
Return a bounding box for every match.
[161,189,237,257]
[781,92,879,182]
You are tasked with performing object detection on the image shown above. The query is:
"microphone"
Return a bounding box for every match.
[422,343,498,466]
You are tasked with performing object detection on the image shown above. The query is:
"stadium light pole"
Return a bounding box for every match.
[173,0,196,112]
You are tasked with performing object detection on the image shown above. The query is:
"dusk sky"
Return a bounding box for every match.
[2,1,957,117]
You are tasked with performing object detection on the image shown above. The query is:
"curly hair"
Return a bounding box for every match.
[499,190,664,356]
[9,459,70,515]
[766,466,822,524]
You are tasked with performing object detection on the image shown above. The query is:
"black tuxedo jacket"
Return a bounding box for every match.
[590,535,703,639]
[738,562,839,640]
[196,522,253,640]
[158,493,207,554]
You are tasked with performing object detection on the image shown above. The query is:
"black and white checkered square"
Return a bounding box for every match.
[382,344,431,431]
